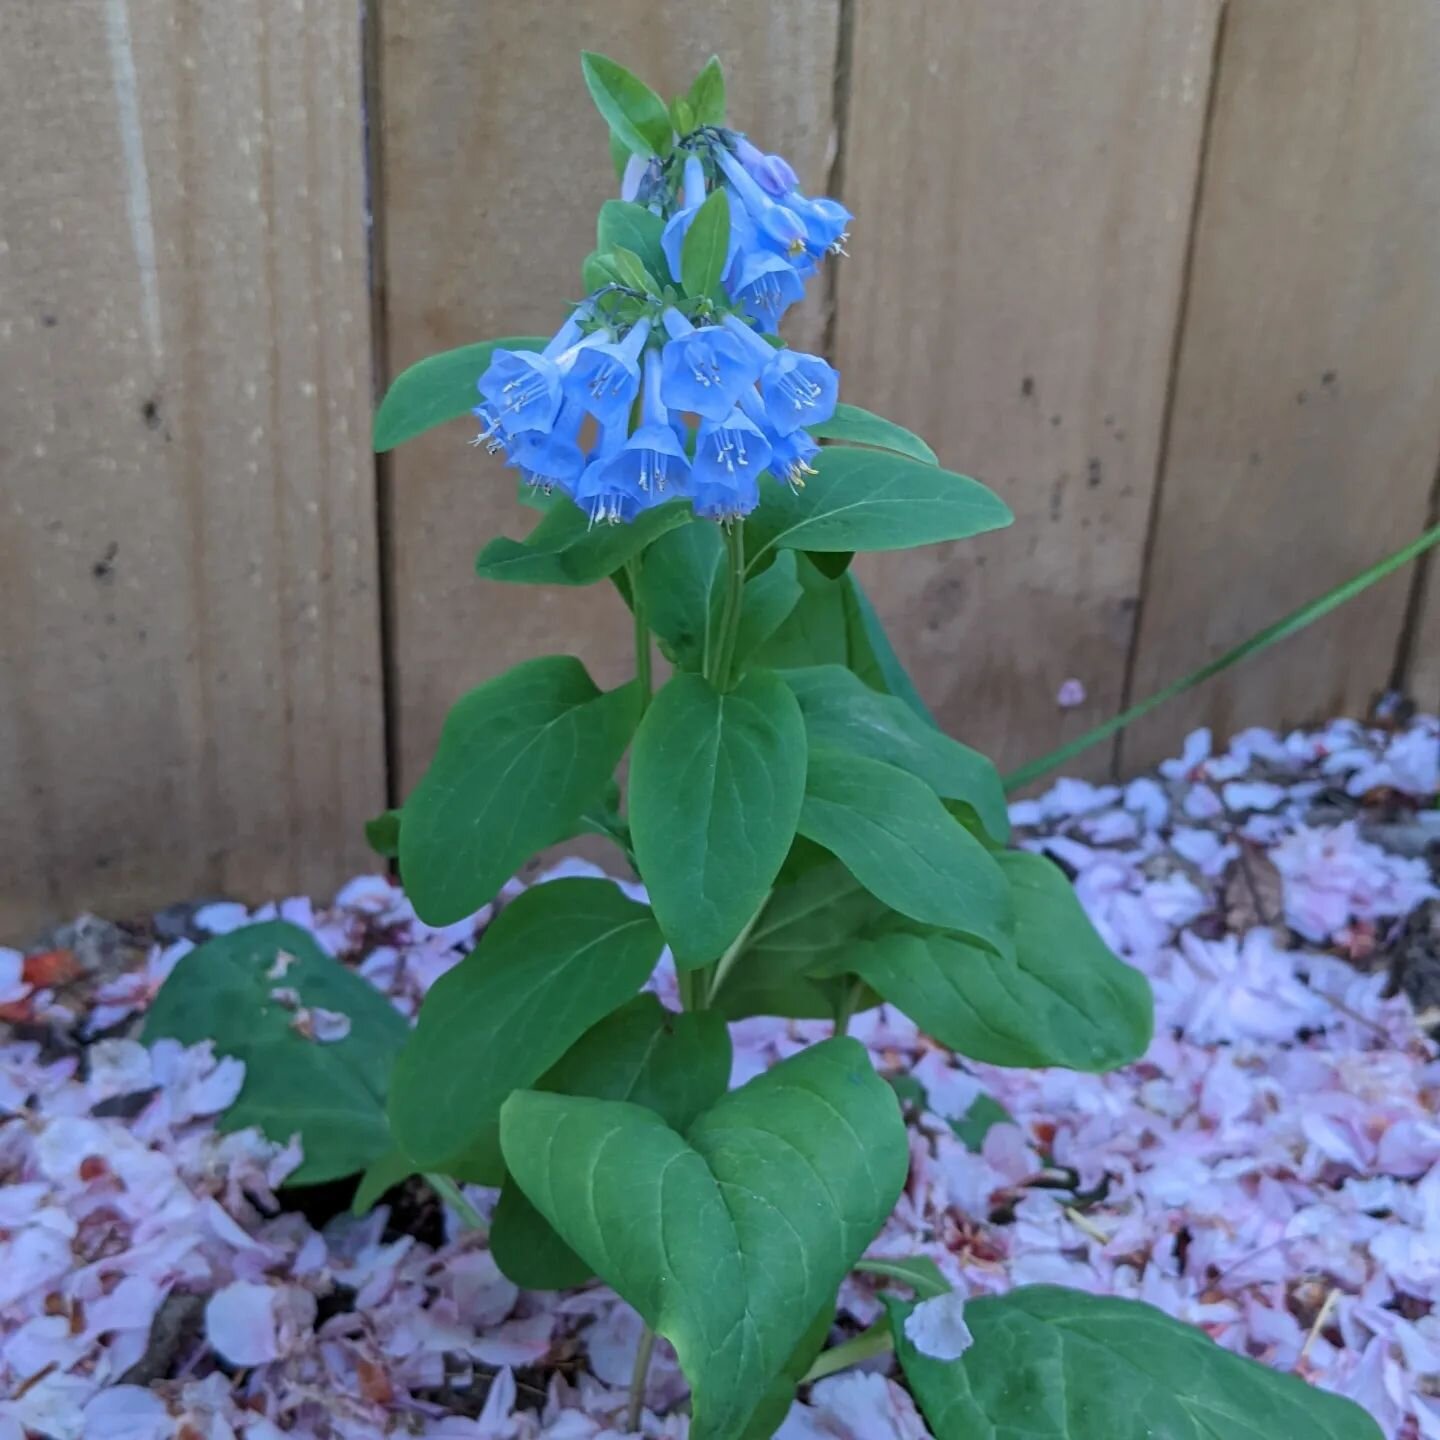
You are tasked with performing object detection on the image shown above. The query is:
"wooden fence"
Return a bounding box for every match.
[2,0,1438,937]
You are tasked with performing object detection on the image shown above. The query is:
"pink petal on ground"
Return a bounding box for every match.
[206,1280,282,1365]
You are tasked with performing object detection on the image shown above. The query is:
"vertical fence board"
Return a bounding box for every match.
[378,0,840,794]
[0,1,384,937]
[1124,0,1440,768]
[835,0,1218,778]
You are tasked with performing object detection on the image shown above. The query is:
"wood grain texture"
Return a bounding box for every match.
[1124,0,1440,768]
[378,0,840,794]
[836,0,1219,778]
[0,1,383,938]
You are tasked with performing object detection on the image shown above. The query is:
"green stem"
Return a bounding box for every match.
[832,980,863,1037]
[627,1324,658,1432]
[710,521,747,689]
[426,1173,487,1233]
[705,891,771,1006]
[1004,520,1440,792]
[801,1321,894,1385]
[626,558,652,714]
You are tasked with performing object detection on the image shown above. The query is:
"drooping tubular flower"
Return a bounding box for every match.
[564,317,652,429]
[721,315,838,435]
[473,312,588,446]
[596,350,691,508]
[659,308,760,421]
[690,407,771,521]
[505,398,587,498]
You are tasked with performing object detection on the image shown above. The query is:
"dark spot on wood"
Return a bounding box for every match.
[1113,428,1125,441]
[140,397,162,430]
[1120,485,1134,498]
[1321,370,1337,386]
[1296,390,1308,405]
[1103,414,1114,427]
[1087,458,1102,488]
[92,541,119,581]
[41,314,58,328]
[1020,375,1035,398]
[1119,596,1139,613]
[1249,451,1262,465]
[1049,414,1062,427]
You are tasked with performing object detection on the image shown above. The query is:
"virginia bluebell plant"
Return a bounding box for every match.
[147,52,1382,1440]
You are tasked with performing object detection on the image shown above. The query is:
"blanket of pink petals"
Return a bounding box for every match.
[2,715,1437,1440]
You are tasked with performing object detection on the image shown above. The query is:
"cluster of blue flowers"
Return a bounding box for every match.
[472,129,849,525]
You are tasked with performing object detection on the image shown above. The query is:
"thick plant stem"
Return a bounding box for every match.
[801,1320,893,1384]
[626,558,652,714]
[627,1324,658,1432]
[426,1173,487,1233]
[710,521,747,689]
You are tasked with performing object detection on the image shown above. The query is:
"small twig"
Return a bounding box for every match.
[1298,1288,1338,1367]
[1064,1206,1112,1247]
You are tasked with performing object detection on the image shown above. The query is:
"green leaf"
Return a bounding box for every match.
[850,850,1152,1070]
[687,55,726,127]
[808,403,939,465]
[854,1256,950,1299]
[609,131,631,180]
[597,201,668,287]
[782,666,1008,843]
[731,551,802,671]
[364,808,401,859]
[610,244,660,295]
[476,499,692,586]
[581,51,672,158]
[797,750,1013,954]
[845,574,935,722]
[582,249,625,293]
[630,669,807,966]
[889,1287,1383,1440]
[681,188,731,300]
[143,923,408,1185]
[351,1147,414,1216]
[739,1301,835,1440]
[399,658,637,924]
[670,95,696,135]
[638,520,726,669]
[748,555,854,671]
[491,994,733,1289]
[951,1092,1014,1152]
[373,337,547,452]
[501,1038,908,1440]
[388,878,664,1182]
[748,448,1012,561]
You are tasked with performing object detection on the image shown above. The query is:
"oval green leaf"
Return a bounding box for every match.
[748,447,1012,561]
[807,402,939,464]
[374,336,546,452]
[597,200,669,285]
[388,878,664,1182]
[797,749,1012,955]
[477,498,692,586]
[781,665,1007,842]
[143,922,409,1185]
[501,1038,909,1440]
[491,995,732,1290]
[399,657,638,925]
[850,850,1152,1071]
[629,669,807,966]
[889,1287,1382,1440]
[681,188,731,300]
[580,51,672,158]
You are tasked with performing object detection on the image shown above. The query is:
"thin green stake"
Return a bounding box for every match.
[1004,522,1440,793]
